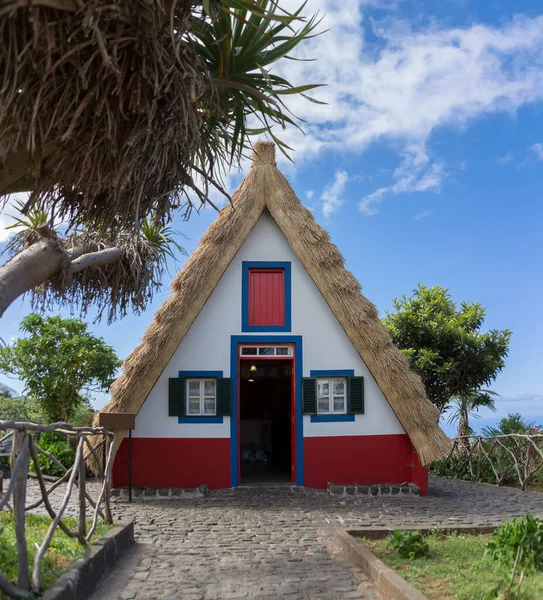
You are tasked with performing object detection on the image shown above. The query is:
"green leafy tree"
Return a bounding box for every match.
[0,394,46,424]
[0,314,121,422]
[382,285,512,415]
[482,413,543,437]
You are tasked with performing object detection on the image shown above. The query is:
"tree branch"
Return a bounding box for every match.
[0,238,123,317]
[68,248,122,274]
[0,238,64,318]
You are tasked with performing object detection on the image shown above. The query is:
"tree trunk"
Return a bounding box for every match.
[0,238,123,318]
[0,238,65,318]
[458,413,471,455]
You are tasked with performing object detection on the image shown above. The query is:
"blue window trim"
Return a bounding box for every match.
[177,371,224,423]
[178,371,223,378]
[230,335,303,487]
[309,370,354,377]
[241,261,292,332]
[309,370,355,421]
[178,416,224,424]
[310,415,355,423]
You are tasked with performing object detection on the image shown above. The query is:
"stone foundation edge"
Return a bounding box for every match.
[41,521,135,600]
[111,484,209,501]
[335,526,499,600]
[327,482,421,496]
[347,524,497,539]
[334,529,427,600]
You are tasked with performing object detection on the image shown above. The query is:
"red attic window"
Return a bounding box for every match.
[248,269,285,327]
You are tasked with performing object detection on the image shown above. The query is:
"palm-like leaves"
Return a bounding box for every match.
[0,0,324,322]
[139,218,187,263]
[1,1,323,232]
[5,200,51,254]
[191,0,325,162]
[446,389,498,437]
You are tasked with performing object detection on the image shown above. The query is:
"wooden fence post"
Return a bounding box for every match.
[78,435,86,539]
[11,430,30,592]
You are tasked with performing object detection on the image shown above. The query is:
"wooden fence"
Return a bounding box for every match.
[0,420,115,599]
[438,434,543,490]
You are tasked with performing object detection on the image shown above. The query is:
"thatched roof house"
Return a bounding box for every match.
[98,142,450,493]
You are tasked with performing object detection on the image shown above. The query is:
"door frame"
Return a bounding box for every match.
[230,335,303,486]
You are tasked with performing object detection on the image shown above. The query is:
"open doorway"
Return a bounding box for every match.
[239,359,292,484]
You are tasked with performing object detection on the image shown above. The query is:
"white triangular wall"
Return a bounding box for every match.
[134,211,405,438]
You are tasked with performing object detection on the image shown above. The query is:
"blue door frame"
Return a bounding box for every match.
[230,335,303,486]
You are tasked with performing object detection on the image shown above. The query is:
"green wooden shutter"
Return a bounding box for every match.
[348,376,364,414]
[302,377,317,414]
[169,377,185,416]
[216,378,232,416]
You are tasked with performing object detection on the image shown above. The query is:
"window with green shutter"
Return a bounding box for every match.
[302,374,364,415]
[348,376,365,414]
[169,376,231,418]
[168,377,186,416]
[216,378,232,416]
[302,377,317,414]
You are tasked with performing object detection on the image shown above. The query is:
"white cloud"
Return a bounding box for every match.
[320,169,349,218]
[0,213,13,242]
[485,392,543,421]
[0,194,28,243]
[274,5,543,209]
[359,143,444,215]
[305,190,314,199]
[497,152,514,164]
[411,210,431,221]
[530,142,543,160]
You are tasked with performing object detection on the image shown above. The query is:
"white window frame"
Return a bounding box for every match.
[239,345,293,357]
[186,379,217,416]
[316,377,347,415]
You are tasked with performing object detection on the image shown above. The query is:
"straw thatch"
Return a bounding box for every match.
[0,0,220,233]
[92,142,451,468]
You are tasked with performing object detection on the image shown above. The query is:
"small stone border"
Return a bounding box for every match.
[111,484,208,501]
[327,482,420,496]
[335,525,498,600]
[42,521,134,600]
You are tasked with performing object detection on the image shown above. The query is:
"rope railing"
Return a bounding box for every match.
[0,421,115,599]
[433,434,543,491]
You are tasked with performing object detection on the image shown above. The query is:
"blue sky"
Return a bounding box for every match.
[1,0,542,435]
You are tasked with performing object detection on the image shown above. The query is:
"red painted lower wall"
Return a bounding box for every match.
[304,434,428,495]
[111,438,231,489]
[111,434,428,495]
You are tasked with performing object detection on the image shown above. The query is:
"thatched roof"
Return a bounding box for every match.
[94,142,451,466]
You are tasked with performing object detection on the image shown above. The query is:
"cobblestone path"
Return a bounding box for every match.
[25,476,543,599]
[85,477,543,600]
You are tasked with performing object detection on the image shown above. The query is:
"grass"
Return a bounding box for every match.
[0,512,113,597]
[358,532,543,600]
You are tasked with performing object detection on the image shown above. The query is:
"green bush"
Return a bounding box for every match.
[31,432,75,477]
[430,453,508,485]
[389,530,430,559]
[486,516,543,572]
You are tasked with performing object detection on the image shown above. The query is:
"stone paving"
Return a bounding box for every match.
[25,476,543,599]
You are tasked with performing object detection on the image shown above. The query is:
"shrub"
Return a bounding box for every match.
[389,530,430,559]
[486,515,543,571]
[430,453,505,485]
[31,432,75,477]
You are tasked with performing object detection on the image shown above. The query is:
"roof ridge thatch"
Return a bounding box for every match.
[90,141,451,469]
